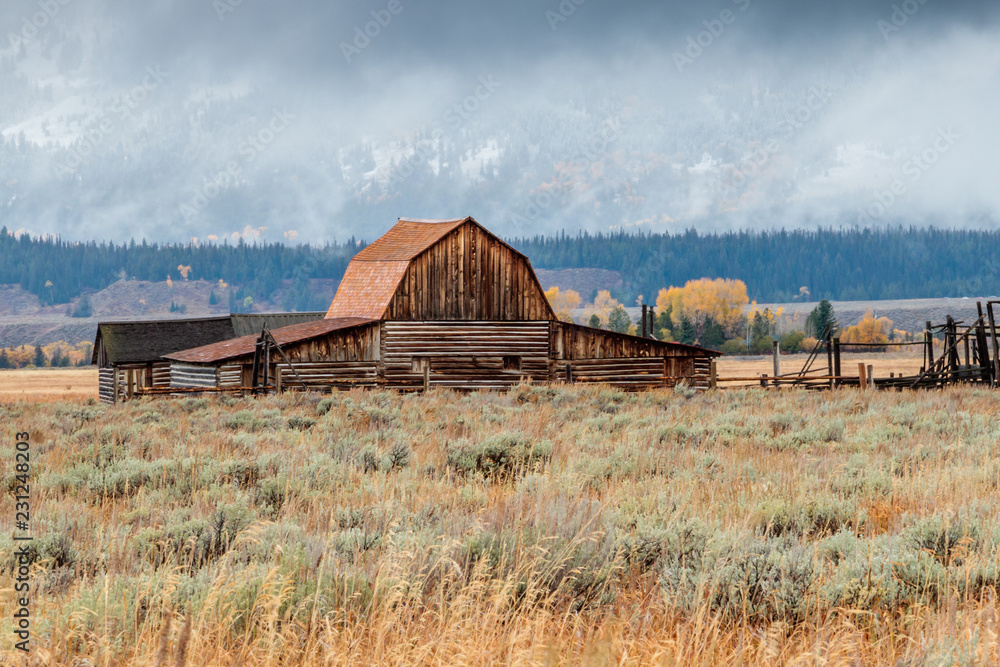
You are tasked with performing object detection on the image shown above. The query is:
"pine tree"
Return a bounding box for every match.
[588,314,601,329]
[805,299,839,338]
[608,305,631,333]
[32,345,45,367]
[0,349,9,369]
[654,305,673,337]
[700,317,726,351]
[678,316,696,345]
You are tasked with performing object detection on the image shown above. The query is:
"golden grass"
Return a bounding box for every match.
[1,384,1000,665]
[0,368,97,401]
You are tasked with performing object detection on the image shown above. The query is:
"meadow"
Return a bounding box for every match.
[2,381,1000,665]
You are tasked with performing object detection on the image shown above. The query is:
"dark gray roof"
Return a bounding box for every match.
[230,312,325,338]
[93,317,236,365]
[92,312,327,365]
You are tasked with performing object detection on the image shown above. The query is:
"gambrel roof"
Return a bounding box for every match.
[326,217,554,321]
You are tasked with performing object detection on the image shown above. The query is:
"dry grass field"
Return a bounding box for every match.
[2,381,1000,665]
[0,369,97,400]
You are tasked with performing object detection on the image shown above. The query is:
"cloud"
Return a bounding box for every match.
[1,0,998,242]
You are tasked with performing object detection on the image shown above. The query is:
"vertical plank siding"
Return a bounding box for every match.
[278,322,381,364]
[384,223,554,322]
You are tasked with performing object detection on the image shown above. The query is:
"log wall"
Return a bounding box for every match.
[99,368,115,404]
[170,364,219,389]
[382,321,550,389]
[277,362,380,389]
[551,322,712,360]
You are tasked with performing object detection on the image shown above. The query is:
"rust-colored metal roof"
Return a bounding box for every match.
[164,317,375,364]
[326,217,473,320]
[325,216,543,320]
[325,260,410,320]
[352,218,470,262]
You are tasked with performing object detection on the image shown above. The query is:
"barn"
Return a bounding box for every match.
[93,312,325,403]
[163,217,719,392]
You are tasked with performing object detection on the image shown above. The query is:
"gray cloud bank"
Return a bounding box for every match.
[0,0,997,243]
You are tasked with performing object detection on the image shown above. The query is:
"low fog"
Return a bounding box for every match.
[0,0,997,243]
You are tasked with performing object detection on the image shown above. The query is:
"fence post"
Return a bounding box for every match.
[826,335,834,389]
[858,363,867,390]
[988,303,1000,386]
[833,336,842,388]
[867,364,874,390]
[710,360,718,389]
[423,364,430,393]
[772,339,781,383]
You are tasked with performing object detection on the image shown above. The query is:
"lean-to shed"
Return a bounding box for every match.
[93,312,324,403]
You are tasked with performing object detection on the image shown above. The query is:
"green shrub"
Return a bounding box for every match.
[287,415,317,431]
[446,434,552,479]
[906,515,980,566]
[225,410,271,432]
[708,537,816,624]
[135,504,250,569]
[720,339,749,356]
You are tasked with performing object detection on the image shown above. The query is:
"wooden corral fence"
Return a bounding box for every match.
[712,300,1000,391]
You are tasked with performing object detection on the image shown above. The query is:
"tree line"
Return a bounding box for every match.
[3,225,998,308]
[513,226,1000,303]
[0,227,359,307]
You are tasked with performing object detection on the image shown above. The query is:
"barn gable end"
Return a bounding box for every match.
[326,217,556,322]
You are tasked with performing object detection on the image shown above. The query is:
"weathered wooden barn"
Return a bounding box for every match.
[93,312,324,403]
[164,217,719,391]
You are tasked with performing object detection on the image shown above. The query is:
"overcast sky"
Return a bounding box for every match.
[1,0,998,242]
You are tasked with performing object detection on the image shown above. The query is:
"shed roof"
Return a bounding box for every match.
[92,312,330,365]
[93,317,236,365]
[164,317,376,364]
